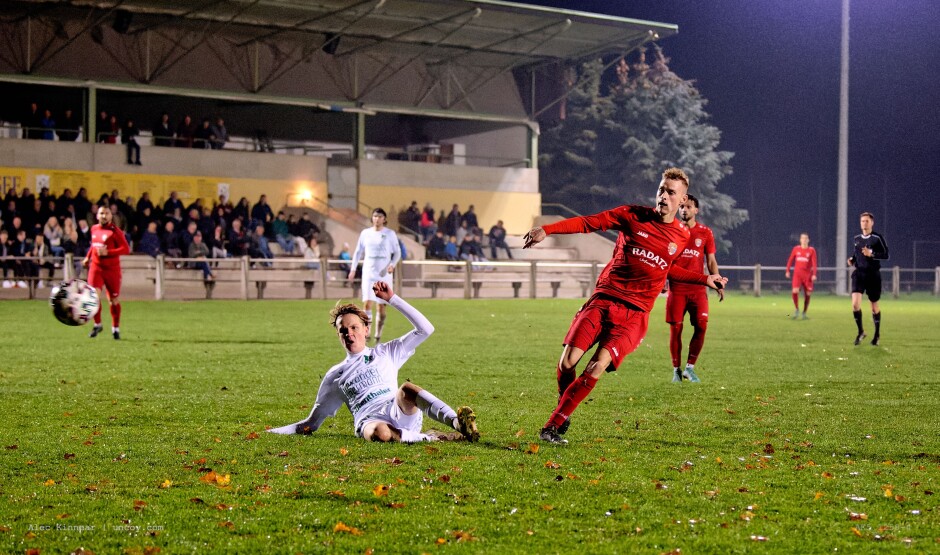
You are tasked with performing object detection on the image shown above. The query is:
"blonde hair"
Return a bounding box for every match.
[330,301,370,328]
[662,167,690,189]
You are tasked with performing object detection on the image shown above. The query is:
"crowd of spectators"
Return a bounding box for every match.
[0,186,325,288]
[398,201,513,263]
[14,102,231,165]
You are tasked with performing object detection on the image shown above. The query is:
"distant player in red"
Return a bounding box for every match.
[82,205,130,340]
[523,168,728,444]
[785,232,817,319]
[666,194,720,383]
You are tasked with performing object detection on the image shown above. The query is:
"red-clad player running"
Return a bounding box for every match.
[523,168,728,444]
[666,194,721,383]
[785,232,817,319]
[82,205,130,340]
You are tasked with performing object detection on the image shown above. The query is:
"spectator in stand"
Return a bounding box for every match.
[61,219,82,278]
[188,231,215,282]
[12,229,34,288]
[227,218,249,257]
[105,115,120,144]
[0,230,12,288]
[194,117,213,149]
[398,201,421,241]
[138,221,161,257]
[76,218,92,262]
[134,206,156,243]
[96,111,110,143]
[455,221,469,247]
[180,220,198,257]
[444,236,459,261]
[40,109,56,140]
[209,224,229,262]
[338,242,352,273]
[303,236,322,270]
[419,203,436,244]
[296,212,320,241]
[136,192,154,216]
[210,117,228,150]
[59,109,80,142]
[487,220,513,259]
[23,102,42,139]
[249,224,274,267]
[198,206,215,238]
[459,234,488,263]
[426,230,447,260]
[250,195,274,230]
[31,234,55,288]
[55,188,74,221]
[443,204,461,238]
[74,188,93,223]
[160,220,182,259]
[43,216,65,258]
[163,191,184,219]
[121,118,142,165]
[233,197,250,224]
[271,211,296,254]
[175,115,195,148]
[461,204,479,234]
[152,113,174,146]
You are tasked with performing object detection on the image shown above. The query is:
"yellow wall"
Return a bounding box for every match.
[358,185,540,235]
[0,166,327,211]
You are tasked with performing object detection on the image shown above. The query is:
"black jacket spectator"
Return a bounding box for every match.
[426,232,447,260]
[152,113,174,147]
[58,109,81,142]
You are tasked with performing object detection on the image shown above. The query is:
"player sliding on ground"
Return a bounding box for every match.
[268,281,479,443]
[523,168,728,445]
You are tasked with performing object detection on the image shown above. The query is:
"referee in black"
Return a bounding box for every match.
[847,212,889,346]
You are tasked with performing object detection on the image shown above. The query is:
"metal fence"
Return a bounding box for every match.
[2,255,938,301]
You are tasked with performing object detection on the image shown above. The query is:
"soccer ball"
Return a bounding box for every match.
[49,279,100,326]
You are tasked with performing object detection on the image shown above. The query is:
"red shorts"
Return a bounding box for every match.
[563,294,649,371]
[665,289,709,326]
[87,265,122,298]
[792,273,814,293]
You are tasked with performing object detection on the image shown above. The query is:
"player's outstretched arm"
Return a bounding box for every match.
[268,375,344,435]
[705,274,728,301]
[373,282,434,344]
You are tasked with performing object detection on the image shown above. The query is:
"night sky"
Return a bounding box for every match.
[523,0,940,270]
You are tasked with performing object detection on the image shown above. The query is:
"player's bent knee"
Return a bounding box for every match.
[366,423,398,442]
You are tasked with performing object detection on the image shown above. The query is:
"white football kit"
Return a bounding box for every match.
[350,227,401,303]
[268,295,436,442]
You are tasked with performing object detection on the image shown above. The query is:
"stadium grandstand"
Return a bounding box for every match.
[1,0,679,300]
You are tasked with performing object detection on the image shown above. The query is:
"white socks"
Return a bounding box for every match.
[415,389,458,429]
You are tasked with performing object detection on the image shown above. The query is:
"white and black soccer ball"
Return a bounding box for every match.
[49,279,100,326]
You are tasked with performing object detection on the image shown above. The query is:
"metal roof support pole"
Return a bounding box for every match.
[87,85,97,144]
[527,125,538,170]
[353,112,366,161]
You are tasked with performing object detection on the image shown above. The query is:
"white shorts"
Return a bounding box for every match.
[356,398,423,439]
[361,268,393,303]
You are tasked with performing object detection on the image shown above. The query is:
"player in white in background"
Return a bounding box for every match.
[268,282,479,443]
[348,208,401,344]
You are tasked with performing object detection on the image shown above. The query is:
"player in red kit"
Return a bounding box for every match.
[82,205,130,339]
[785,232,817,319]
[523,168,728,444]
[666,194,721,383]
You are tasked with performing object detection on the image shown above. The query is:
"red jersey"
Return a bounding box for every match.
[668,222,716,294]
[543,205,705,313]
[786,246,817,277]
[88,222,130,271]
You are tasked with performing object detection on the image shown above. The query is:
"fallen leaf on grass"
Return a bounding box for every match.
[385,457,403,465]
[851,527,863,537]
[386,502,405,509]
[43,479,56,486]
[372,484,390,497]
[544,460,561,469]
[333,522,362,535]
[435,538,447,545]
[339,447,349,456]
[848,512,867,521]
[64,453,76,460]
[525,443,540,454]
[218,521,235,530]
[244,432,259,440]
[541,505,554,511]
[56,513,71,520]
[255,484,271,493]
[327,490,346,497]
[453,530,476,542]
[514,429,525,438]
[199,471,231,486]
[814,492,825,501]
[159,480,172,489]
[133,500,147,511]
[882,486,894,497]
[214,503,232,511]
[189,498,204,504]
[822,472,834,479]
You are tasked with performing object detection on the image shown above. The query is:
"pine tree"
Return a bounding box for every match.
[540,47,747,251]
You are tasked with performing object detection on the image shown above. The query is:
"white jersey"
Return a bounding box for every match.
[271,295,433,436]
[351,226,401,302]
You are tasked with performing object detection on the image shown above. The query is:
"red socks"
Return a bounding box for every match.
[547,373,598,429]
[792,292,799,309]
[803,294,811,313]
[110,301,121,327]
[669,323,683,367]
[687,324,706,365]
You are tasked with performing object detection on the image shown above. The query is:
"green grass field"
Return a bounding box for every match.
[1,293,938,554]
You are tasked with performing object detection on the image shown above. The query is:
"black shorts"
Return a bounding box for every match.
[851,269,881,302]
